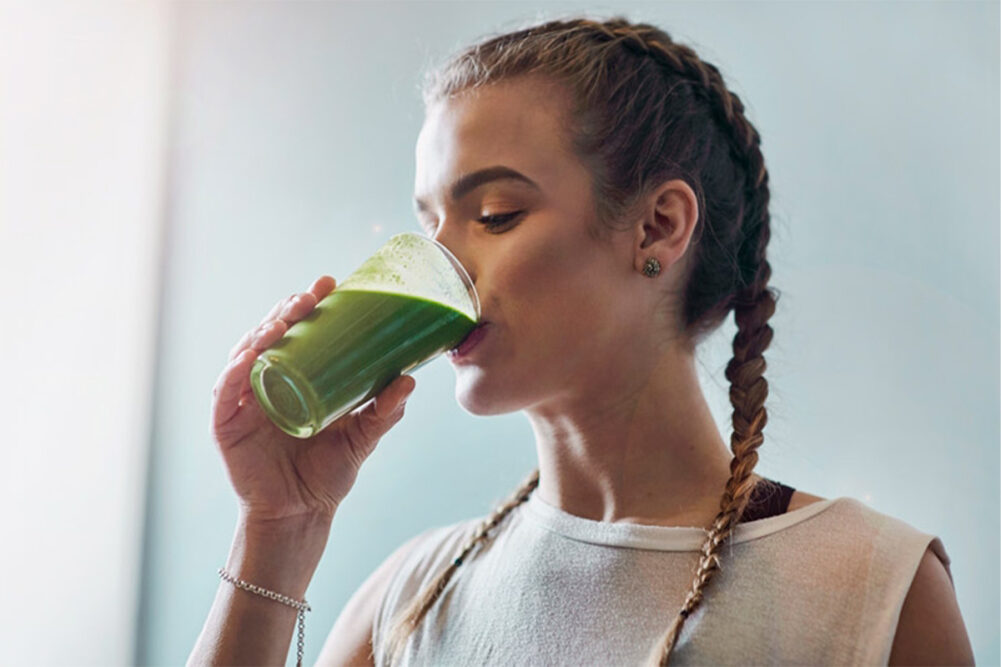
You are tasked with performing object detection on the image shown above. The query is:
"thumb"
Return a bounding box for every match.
[334,375,416,460]
[373,374,417,420]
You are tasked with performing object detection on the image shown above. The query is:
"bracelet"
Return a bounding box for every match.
[218,567,312,667]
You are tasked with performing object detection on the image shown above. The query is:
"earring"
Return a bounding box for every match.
[642,257,661,278]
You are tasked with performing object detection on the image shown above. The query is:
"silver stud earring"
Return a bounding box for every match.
[642,257,661,278]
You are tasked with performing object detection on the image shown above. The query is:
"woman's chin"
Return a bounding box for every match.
[453,371,517,416]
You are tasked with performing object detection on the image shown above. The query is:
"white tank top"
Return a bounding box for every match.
[372,493,951,665]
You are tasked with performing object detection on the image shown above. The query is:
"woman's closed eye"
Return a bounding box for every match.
[477,211,523,230]
[417,210,524,236]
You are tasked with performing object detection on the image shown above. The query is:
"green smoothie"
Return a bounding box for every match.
[250,287,477,438]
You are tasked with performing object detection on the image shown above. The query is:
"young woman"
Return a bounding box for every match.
[190,16,973,666]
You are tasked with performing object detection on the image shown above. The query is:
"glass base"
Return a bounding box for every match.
[249,356,318,439]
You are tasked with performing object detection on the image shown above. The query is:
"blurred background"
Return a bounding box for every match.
[1,1,998,665]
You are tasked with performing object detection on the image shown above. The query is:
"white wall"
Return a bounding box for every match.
[0,2,169,664]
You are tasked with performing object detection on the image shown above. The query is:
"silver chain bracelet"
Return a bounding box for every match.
[218,567,312,667]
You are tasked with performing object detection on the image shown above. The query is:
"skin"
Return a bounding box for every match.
[414,75,770,528]
[889,548,975,665]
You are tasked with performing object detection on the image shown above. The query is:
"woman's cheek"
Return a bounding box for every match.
[495,241,551,293]
[494,226,595,333]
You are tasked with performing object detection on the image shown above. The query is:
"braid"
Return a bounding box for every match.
[382,468,541,665]
[603,25,778,667]
[646,284,777,665]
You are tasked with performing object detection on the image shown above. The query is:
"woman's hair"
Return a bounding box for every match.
[383,15,778,666]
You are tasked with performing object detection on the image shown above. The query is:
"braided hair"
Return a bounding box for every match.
[383,15,778,666]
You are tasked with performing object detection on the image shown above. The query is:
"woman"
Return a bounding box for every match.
[190,16,973,666]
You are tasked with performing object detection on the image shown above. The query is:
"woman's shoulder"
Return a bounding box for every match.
[782,490,950,576]
[783,484,933,537]
[370,515,488,657]
[773,484,942,557]
[804,493,969,664]
[749,487,967,664]
[385,515,487,583]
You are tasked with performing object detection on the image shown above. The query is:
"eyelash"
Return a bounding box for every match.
[420,211,522,237]
[477,211,522,229]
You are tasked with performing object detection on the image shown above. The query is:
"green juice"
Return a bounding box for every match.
[250,288,477,438]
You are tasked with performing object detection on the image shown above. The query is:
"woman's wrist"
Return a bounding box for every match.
[226,510,334,600]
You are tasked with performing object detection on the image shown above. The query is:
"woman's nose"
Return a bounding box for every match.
[431,225,476,286]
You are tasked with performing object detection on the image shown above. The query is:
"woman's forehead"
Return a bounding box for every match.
[414,81,577,198]
[421,83,568,153]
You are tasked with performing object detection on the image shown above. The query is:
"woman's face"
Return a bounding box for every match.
[413,77,662,416]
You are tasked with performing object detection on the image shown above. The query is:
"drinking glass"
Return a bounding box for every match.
[250,232,479,438]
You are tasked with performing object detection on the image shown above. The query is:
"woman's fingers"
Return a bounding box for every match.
[307,275,337,302]
[228,303,291,362]
[373,374,417,420]
[211,347,260,432]
[228,276,337,363]
[213,316,292,432]
[215,275,340,432]
[335,374,417,463]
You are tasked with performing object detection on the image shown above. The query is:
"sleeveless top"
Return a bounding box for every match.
[372,480,951,666]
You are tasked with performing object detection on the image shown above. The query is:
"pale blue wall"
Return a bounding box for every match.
[139,2,999,664]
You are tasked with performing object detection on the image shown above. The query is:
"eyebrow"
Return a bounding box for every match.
[413,165,540,214]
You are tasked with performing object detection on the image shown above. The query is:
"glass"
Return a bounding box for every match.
[250,232,479,438]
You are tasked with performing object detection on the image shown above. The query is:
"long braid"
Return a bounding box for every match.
[649,287,776,665]
[382,468,541,665]
[598,24,779,667]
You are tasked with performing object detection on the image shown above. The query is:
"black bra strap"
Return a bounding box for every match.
[738,477,796,523]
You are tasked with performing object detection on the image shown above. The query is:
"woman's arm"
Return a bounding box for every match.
[188,512,332,665]
[190,274,415,665]
[888,545,975,665]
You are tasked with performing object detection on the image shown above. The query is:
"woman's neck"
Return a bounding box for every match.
[525,346,740,528]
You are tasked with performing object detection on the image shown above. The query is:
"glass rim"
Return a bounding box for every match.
[419,233,481,321]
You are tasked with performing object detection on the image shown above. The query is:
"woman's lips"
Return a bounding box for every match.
[448,322,490,360]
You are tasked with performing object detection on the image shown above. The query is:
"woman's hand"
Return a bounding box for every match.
[210,275,416,524]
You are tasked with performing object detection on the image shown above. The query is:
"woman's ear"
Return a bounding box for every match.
[632,178,700,275]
